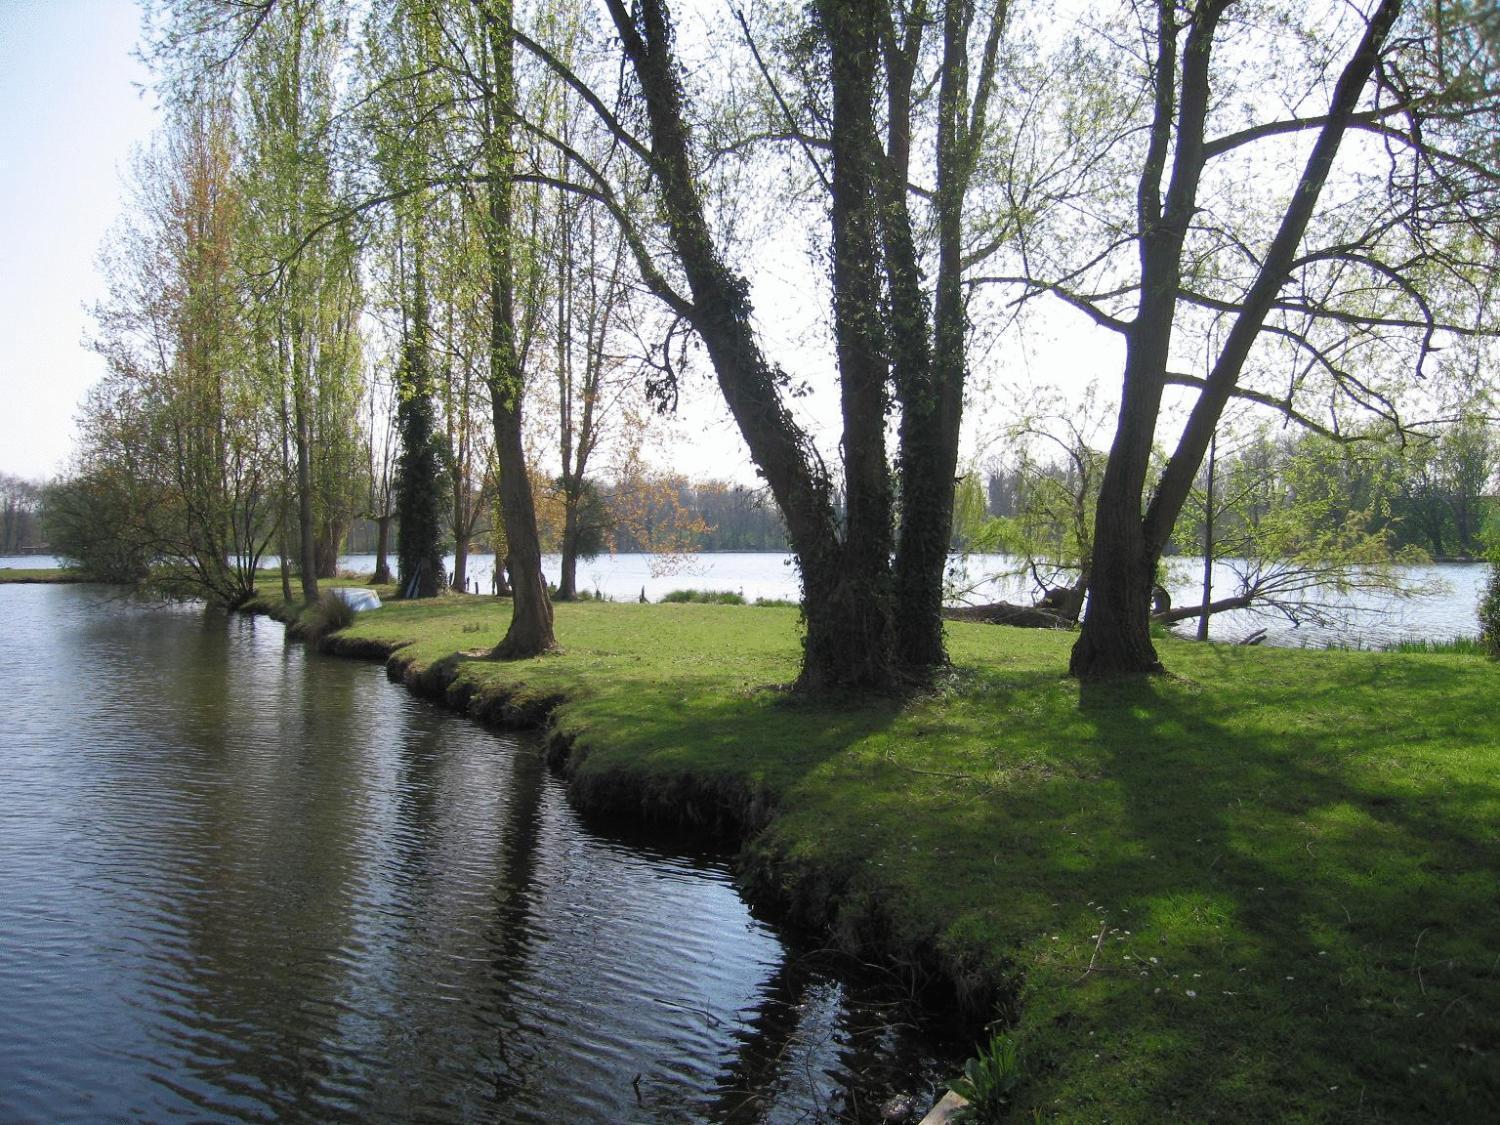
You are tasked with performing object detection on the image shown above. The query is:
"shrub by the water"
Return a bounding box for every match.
[300,590,357,643]
[659,588,746,605]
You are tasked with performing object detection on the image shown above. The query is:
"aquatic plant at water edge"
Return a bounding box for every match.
[949,1031,1021,1123]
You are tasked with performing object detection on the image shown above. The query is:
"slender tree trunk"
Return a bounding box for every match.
[1197,434,1216,642]
[371,513,392,584]
[557,497,579,600]
[486,0,555,659]
[294,355,319,602]
[278,518,294,602]
[452,531,469,592]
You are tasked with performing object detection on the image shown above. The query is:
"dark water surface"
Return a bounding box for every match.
[0,585,952,1122]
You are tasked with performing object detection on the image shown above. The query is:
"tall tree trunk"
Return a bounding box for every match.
[607,0,895,692]
[294,365,319,603]
[452,531,469,592]
[486,0,555,659]
[810,0,896,689]
[371,513,392,584]
[557,497,579,600]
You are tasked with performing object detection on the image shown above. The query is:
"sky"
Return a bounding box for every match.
[0,0,156,481]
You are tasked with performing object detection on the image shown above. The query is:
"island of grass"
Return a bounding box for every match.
[273,590,1497,1121]
[0,567,89,584]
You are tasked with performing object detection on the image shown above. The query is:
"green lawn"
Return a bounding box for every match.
[306,592,1499,1121]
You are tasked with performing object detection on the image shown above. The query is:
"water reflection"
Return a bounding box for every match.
[0,585,951,1122]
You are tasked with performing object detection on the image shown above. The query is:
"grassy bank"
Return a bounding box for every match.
[0,567,87,583]
[301,592,1498,1120]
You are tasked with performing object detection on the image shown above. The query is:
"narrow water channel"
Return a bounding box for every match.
[0,585,954,1122]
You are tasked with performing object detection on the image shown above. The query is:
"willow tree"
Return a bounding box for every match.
[473,0,556,656]
[83,104,280,606]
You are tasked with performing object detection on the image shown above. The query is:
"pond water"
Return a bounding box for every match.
[0,584,954,1123]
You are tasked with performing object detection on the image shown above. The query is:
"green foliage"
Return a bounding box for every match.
[42,475,153,585]
[659,588,746,604]
[949,1032,1022,1123]
[1478,550,1500,657]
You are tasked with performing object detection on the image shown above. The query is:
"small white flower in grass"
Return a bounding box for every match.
[1185,990,1197,998]
[1148,956,1158,964]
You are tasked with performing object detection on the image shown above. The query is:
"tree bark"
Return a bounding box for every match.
[1074,0,1401,678]
[486,0,555,659]
[605,0,894,691]
[294,364,319,603]
[557,498,579,600]
[452,531,469,593]
[371,513,392,585]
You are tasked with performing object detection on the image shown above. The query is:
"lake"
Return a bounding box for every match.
[341,551,1490,651]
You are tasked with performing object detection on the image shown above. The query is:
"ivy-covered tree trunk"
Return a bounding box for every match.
[607,0,896,692]
[395,260,445,600]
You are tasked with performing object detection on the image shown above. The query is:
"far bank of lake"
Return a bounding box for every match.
[7,551,1488,649]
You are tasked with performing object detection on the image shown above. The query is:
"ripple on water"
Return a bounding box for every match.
[0,585,953,1123]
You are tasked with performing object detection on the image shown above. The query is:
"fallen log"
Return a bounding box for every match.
[943,602,1075,629]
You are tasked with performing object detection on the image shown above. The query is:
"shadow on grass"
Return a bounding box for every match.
[1016,672,1500,1119]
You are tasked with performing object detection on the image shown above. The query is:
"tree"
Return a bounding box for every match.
[82,103,280,606]
[0,474,44,554]
[539,0,1009,689]
[975,0,1500,676]
[392,242,448,598]
[474,0,557,656]
[1166,425,1434,639]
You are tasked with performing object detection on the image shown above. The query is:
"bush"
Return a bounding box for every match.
[300,590,357,643]
[1479,552,1500,658]
[659,588,746,605]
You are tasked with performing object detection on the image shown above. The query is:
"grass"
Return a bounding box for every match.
[0,567,87,583]
[312,593,1498,1121]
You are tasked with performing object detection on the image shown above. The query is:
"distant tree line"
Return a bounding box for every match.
[980,420,1498,561]
[0,474,45,554]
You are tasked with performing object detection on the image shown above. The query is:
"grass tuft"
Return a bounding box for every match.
[298,590,357,642]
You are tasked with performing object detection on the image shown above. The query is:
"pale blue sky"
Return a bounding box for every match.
[0,0,157,480]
